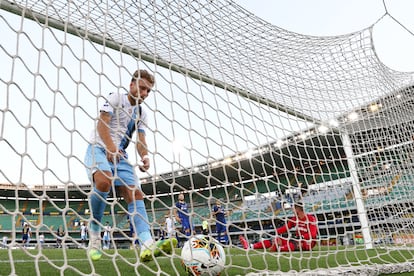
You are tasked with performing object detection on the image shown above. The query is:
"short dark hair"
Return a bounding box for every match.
[131,69,155,85]
[293,202,304,211]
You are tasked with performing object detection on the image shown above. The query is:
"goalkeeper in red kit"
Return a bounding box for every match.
[240,202,318,252]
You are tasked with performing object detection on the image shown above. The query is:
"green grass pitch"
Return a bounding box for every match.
[0,246,413,275]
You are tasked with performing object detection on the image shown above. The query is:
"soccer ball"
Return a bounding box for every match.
[181,234,225,276]
[89,249,102,261]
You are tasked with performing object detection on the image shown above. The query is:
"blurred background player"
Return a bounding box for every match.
[239,202,318,252]
[174,193,192,247]
[56,225,65,248]
[80,222,88,248]
[165,213,175,239]
[84,69,177,261]
[2,235,8,249]
[103,221,111,249]
[22,223,31,248]
[212,199,229,245]
[38,232,45,249]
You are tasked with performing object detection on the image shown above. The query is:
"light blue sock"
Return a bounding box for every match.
[128,200,152,244]
[89,187,109,232]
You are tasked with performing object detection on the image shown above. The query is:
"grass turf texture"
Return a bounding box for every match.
[0,246,413,275]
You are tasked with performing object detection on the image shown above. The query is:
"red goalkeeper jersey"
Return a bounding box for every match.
[276,213,318,250]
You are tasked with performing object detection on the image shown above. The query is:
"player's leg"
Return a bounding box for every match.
[216,222,229,244]
[85,146,111,233]
[223,230,229,245]
[119,185,151,244]
[83,235,87,247]
[271,237,297,252]
[216,222,221,243]
[84,146,111,254]
[22,235,27,247]
[253,239,273,249]
[120,185,177,261]
[239,235,273,250]
[221,223,229,244]
[182,221,192,244]
[178,222,191,247]
[90,170,111,223]
[105,237,110,249]
[117,160,177,262]
[183,221,192,237]
[88,171,110,253]
[176,229,181,248]
[239,235,249,249]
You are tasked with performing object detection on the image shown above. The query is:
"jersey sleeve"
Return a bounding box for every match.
[101,92,121,115]
[276,217,296,235]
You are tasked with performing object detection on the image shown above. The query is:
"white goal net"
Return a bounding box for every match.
[1,0,414,275]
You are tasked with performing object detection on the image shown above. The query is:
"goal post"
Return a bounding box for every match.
[341,131,373,250]
[1,0,414,275]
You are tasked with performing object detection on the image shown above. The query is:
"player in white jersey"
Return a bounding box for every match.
[84,69,177,261]
[165,214,175,239]
[102,221,111,249]
[80,222,88,248]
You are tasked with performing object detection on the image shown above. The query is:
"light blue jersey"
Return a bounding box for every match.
[85,91,148,186]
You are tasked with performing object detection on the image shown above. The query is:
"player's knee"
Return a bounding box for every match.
[93,172,112,191]
[122,188,144,203]
[133,189,144,200]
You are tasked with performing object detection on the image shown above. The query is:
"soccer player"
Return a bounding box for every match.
[26,224,32,246]
[2,235,8,249]
[174,193,192,245]
[239,202,318,252]
[80,222,88,248]
[38,232,45,249]
[165,214,175,239]
[56,225,65,248]
[102,221,111,249]
[22,223,30,248]
[212,199,229,244]
[84,69,177,261]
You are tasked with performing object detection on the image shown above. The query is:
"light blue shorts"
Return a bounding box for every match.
[84,144,140,188]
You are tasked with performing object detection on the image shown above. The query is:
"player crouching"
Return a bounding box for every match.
[239,202,318,252]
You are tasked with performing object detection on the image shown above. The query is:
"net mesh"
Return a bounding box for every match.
[4,0,413,120]
[1,0,414,275]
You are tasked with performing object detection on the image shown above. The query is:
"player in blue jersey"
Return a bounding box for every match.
[84,69,177,262]
[174,193,193,246]
[212,199,229,244]
[22,223,31,248]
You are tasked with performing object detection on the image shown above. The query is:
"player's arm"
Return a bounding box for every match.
[212,206,219,216]
[137,131,150,172]
[97,111,119,162]
[276,218,294,235]
[276,225,288,235]
[308,216,318,239]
